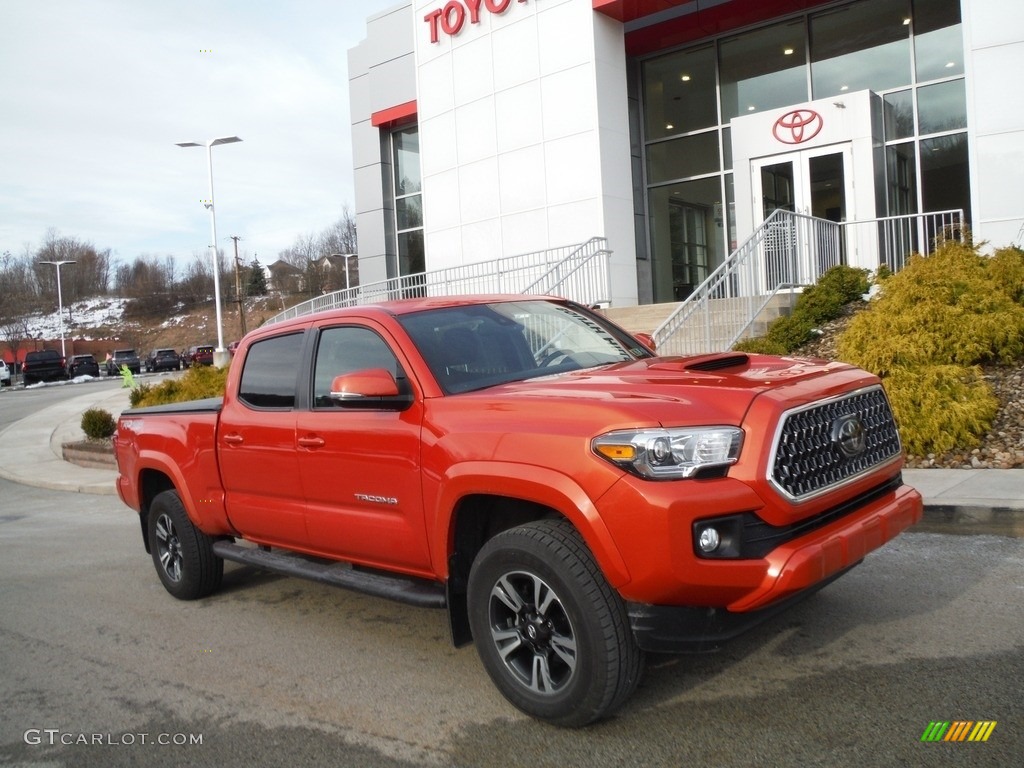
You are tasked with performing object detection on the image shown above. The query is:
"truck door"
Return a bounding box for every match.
[295,323,430,573]
[218,331,309,549]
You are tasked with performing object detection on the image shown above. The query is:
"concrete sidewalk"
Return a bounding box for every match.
[0,384,133,496]
[0,383,1021,535]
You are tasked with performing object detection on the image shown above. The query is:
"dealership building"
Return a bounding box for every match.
[347,0,1023,311]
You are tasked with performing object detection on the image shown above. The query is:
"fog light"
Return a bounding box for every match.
[697,526,720,553]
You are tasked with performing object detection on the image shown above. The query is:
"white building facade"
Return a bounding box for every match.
[348,0,1024,307]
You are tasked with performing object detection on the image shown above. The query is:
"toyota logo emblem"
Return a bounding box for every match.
[773,109,823,145]
[832,414,867,458]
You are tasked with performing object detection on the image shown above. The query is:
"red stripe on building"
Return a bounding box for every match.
[371,100,418,128]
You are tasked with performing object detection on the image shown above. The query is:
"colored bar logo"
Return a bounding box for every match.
[921,721,997,742]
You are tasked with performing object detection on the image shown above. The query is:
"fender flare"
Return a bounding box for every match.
[431,461,631,588]
[134,450,231,535]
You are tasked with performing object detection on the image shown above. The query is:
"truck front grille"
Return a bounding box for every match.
[769,385,902,501]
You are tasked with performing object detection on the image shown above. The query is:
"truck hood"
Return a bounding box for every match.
[460,353,858,427]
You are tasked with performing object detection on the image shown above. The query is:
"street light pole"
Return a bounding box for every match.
[39,260,76,357]
[330,253,355,291]
[176,135,242,367]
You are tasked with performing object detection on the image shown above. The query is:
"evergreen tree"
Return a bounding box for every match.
[246,258,268,296]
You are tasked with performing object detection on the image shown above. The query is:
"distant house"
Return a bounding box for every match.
[266,259,303,295]
[313,253,357,292]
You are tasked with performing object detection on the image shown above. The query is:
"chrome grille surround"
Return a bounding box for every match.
[768,384,902,502]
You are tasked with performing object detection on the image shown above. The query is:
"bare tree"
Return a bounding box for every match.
[34,230,111,303]
[1,316,31,367]
[0,250,36,322]
[277,207,360,296]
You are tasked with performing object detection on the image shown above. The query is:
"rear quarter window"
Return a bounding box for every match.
[238,332,304,409]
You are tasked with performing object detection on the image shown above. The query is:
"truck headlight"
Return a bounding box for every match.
[592,427,743,479]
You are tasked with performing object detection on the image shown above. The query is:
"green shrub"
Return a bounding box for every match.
[831,240,1024,456]
[797,264,870,325]
[732,335,789,355]
[884,364,999,456]
[837,241,1024,373]
[987,245,1024,303]
[81,408,116,439]
[733,264,869,354]
[132,365,229,408]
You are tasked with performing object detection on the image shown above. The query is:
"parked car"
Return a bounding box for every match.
[145,348,182,373]
[185,344,214,367]
[23,349,67,385]
[107,348,141,376]
[0,358,10,386]
[66,354,100,378]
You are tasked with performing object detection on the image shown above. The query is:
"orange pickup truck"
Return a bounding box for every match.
[115,295,922,726]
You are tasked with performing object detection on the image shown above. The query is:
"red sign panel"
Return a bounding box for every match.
[424,0,528,44]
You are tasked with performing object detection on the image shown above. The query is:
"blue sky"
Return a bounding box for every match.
[0,0,401,267]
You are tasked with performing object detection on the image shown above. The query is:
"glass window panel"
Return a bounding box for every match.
[913,0,964,80]
[313,327,403,406]
[886,142,918,216]
[647,177,726,302]
[393,127,421,195]
[646,132,720,184]
[917,79,966,134]
[398,229,425,275]
[810,0,911,98]
[396,194,422,231]
[920,132,970,221]
[238,333,303,409]
[724,173,737,252]
[722,127,732,171]
[642,45,718,139]
[719,19,807,123]
[883,90,915,140]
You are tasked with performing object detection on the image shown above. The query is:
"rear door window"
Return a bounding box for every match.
[238,332,304,409]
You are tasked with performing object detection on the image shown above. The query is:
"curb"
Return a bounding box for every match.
[915,504,1024,539]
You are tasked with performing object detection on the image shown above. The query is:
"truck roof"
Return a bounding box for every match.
[264,294,565,332]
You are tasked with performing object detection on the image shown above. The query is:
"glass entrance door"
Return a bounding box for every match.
[752,145,852,287]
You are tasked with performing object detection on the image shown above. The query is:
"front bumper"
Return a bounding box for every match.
[616,480,922,652]
[627,565,853,653]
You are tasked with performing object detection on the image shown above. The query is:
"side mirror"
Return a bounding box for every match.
[329,368,400,400]
[633,332,656,353]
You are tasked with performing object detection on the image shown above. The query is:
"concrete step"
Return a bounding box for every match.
[603,292,797,352]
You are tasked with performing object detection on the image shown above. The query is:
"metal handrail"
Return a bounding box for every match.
[652,209,964,356]
[265,238,612,324]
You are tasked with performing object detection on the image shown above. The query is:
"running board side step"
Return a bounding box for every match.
[212,541,447,609]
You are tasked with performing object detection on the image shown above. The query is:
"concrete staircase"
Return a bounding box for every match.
[599,302,684,335]
[600,293,795,351]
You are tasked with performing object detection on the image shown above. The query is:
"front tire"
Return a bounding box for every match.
[467,519,643,727]
[147,490,223,600]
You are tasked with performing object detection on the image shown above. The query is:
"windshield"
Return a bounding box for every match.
[398,300,649,394]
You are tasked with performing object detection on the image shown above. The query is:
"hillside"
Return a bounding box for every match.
[16,295,283,360]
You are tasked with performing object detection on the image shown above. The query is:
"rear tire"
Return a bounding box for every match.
[467,519,643,727]
[148,490,223,600]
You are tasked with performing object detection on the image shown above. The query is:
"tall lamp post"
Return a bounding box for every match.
[329,253,355,290]
[176,135,242,367]
[39,260,76,357]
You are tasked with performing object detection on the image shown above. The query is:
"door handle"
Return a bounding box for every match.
[297,436,326,449]
[223,433,244,446]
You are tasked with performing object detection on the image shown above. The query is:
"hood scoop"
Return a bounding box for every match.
[648,353,751,373]
[685,353,750,372]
